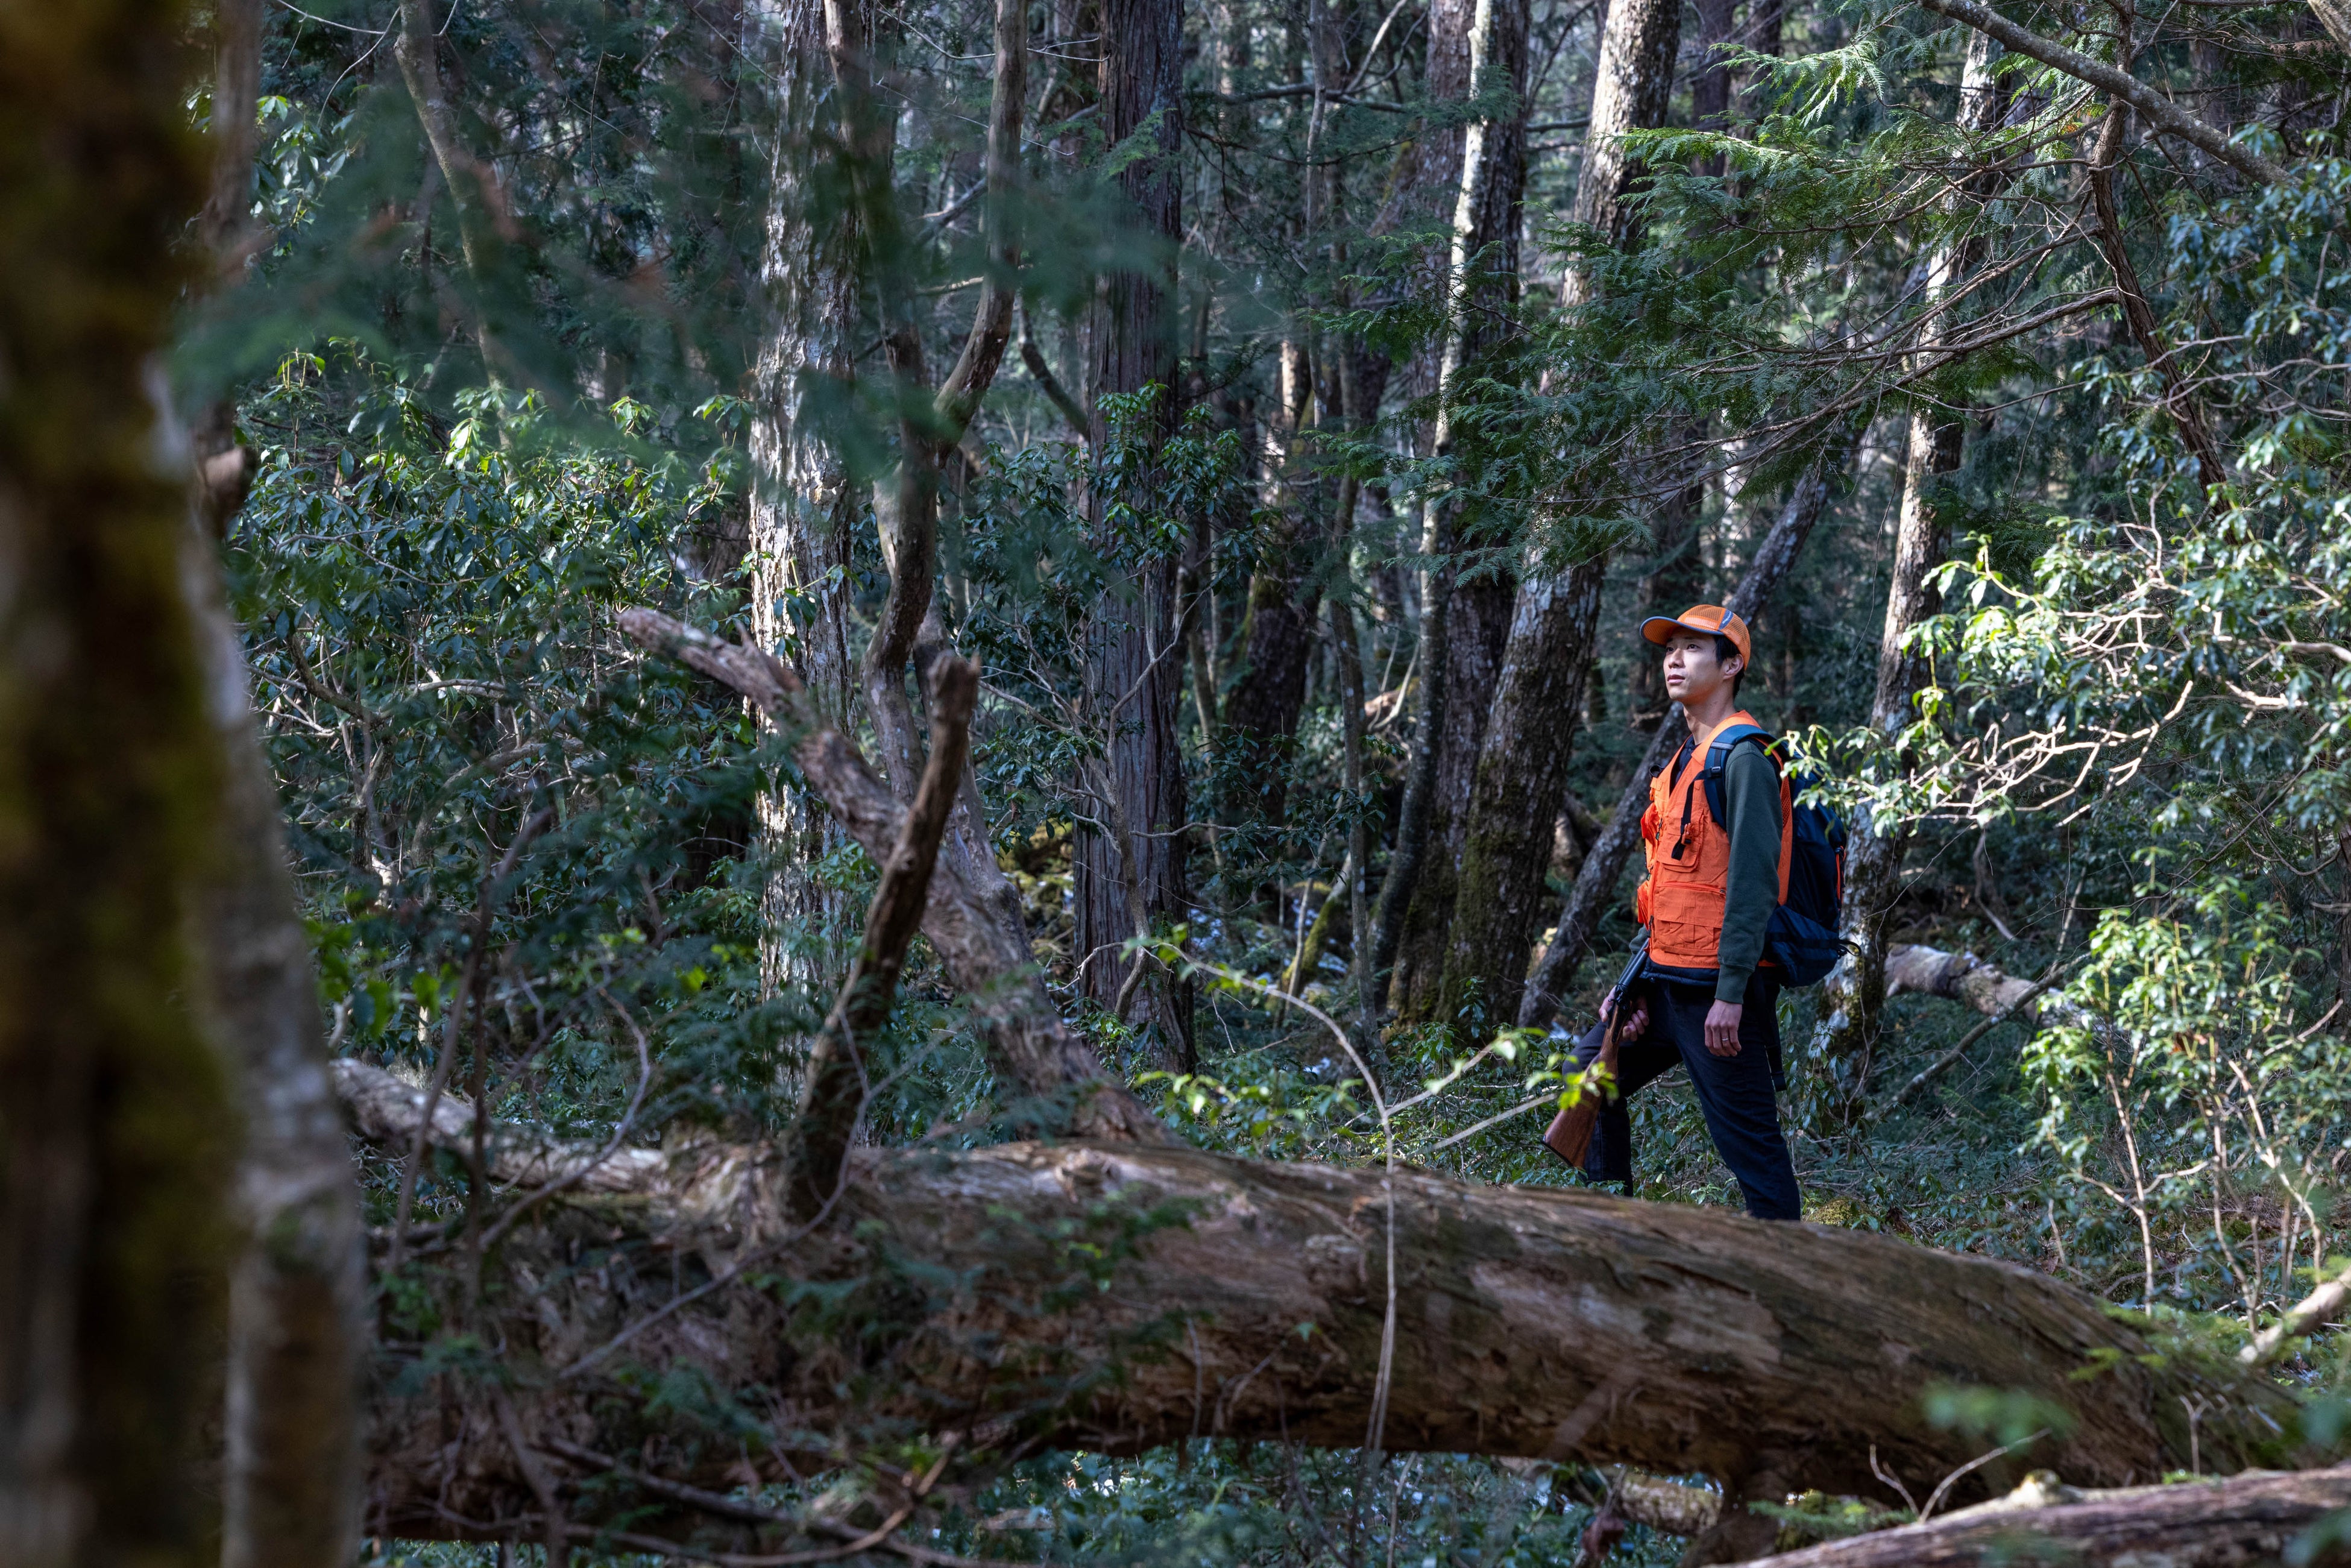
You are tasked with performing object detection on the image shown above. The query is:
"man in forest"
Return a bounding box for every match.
[1567,606,1804,1221]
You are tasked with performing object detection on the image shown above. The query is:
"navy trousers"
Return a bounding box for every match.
[1567,974,1803,1221]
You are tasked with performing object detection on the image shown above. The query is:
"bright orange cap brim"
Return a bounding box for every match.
[1641,612,1751,664]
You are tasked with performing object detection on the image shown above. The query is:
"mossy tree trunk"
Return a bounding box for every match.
[0,3,241,1563]
[1074,0,1191,1059]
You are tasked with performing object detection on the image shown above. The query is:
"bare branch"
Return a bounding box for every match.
[790,656,981,1218]
[619,608,1166,1142]
[1911,0,2288,184]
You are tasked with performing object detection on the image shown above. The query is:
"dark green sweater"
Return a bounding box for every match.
[1715,743,1783,1005]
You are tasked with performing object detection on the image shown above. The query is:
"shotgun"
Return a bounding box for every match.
[1540,933,1650,1170]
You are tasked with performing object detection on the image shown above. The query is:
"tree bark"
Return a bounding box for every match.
[787,658,978,1221]
[622,611,1165,1141]
[183,502,365,1568]
[1517,447,1847,1030]
[200,0,265,269]
[745,0,861,998]
[1752,1466,2351,1567]
[1412,0,1684,1036]
[1433,556,1610,1033]
[336,1071,2305,1549]
[1222,359,1324,827]
[1074,0,1189,1058]
[1557,0,1681,311]
[0,5,239,1563]
[1390,576,1513,1019]
[1382,0,1532,1021]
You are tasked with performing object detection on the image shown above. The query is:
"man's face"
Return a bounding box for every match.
[1662,632,1737,705]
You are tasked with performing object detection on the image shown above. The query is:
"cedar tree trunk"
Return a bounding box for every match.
[1382,0,1532,1021]
[746,2,863,997]
[1075,0,1191,1056]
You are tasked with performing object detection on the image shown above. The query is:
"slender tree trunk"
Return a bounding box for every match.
[187,13,370,1564]
[1418,0,1679,1034]
[1075,0,1190,1056]
[1807,34,2006,1104]
[746,1,862,998]
[1690,0,1737,175]
[185,504,365,1568]
[394,0,509,370]
[1382,0,1532,1021]
[0,6,239,1563]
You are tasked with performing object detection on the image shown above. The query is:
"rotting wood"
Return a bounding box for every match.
[340,1068,2305,1550]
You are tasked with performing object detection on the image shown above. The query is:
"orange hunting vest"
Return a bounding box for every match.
[1634,711,1795,972]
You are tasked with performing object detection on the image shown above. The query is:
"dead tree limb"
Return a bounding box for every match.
[619,608,1164,1142]
[339,1071,2305,1549]
[1753,1465,2351,1567]
[788,656,980,1218]
[2244,1256,2351,1366]
[1912,0,2288,184]
[1883,944,2097,1031]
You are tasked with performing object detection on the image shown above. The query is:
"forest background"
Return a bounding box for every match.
[10,0,2351,1560]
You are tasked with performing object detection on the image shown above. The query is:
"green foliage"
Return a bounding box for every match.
[197,0,2351,1560]
[1924,1385,2079,1451]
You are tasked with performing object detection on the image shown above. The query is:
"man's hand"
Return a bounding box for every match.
[1601,995,1650,1045]
[1704,1000,1743,1057]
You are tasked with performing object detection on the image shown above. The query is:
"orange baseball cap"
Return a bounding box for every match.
[1640,603,1751,666]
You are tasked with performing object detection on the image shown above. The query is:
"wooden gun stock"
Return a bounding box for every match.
[1539,936,1648,1171]
[1540,1027,1619,1169]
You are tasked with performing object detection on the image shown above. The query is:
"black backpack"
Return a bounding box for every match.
[1698,723,1848,987]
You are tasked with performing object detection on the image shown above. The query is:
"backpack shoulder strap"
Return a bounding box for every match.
[1701,723,1778,827]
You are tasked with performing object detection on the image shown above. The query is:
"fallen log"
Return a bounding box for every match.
[1752,1464,2351,1567]
[1884,945,2095,1031]
[343,1065,2305,1552]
